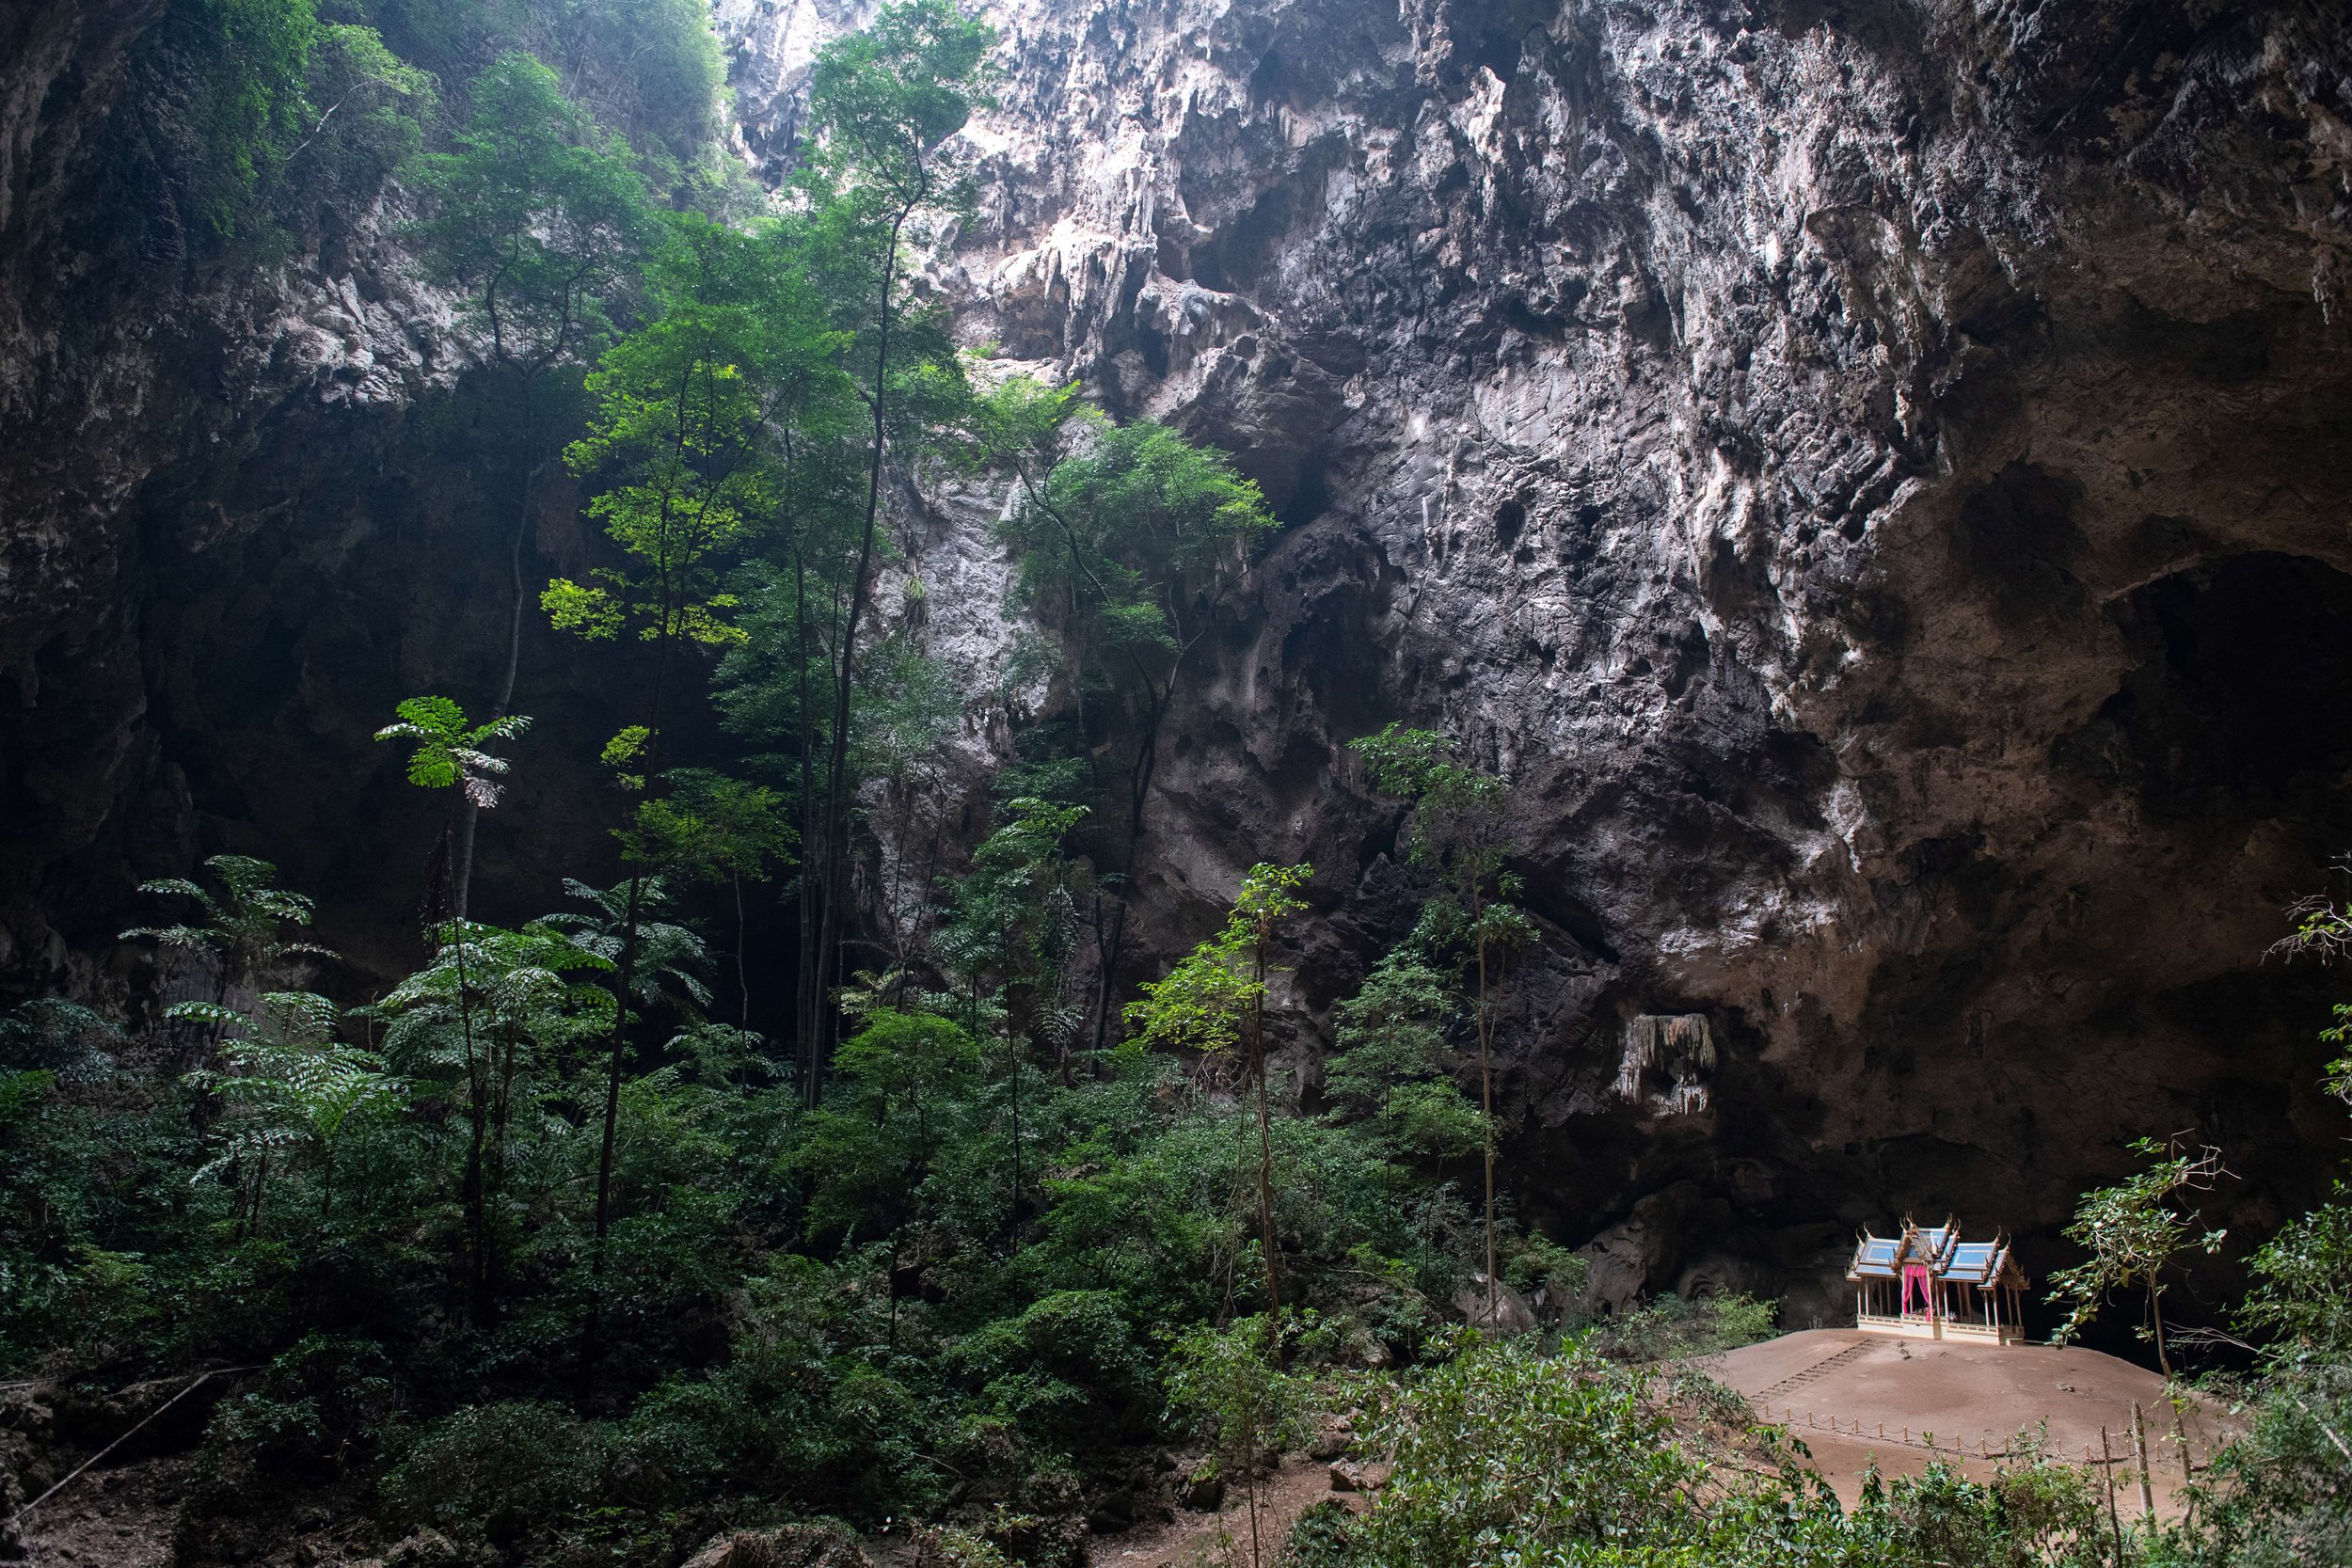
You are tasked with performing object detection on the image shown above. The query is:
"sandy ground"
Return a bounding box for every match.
[1090,1458,1361,1568]
[1699,1329,2230,1512]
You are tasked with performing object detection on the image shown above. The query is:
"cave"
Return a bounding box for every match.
[4,0,2351,1560]
[2063,552,2352,821]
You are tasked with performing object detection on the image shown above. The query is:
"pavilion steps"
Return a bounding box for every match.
[1753,1340,1877,1402]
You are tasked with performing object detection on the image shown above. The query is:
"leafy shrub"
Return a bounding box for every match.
[381,1402,607,1539]
[1340,1333,2109,1568]
[956,1290,1153,1446]
[1284,1499,1360,1568]
[202,1333,397,1481]
[1582,1290,1777,1362]
[1350,1335,1703,1567]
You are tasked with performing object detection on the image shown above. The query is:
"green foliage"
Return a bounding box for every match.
[542,877,711,1015]
[793,1010,981,1242]
[122,853,337,997]
[375,694,532,804]
[1349,1334,1708,1567]
[2154,1178,2352,1566]
[1325,952,1481,1161]
[1351,724,1522,931]
[0,1001,140,1364]
[959,1290,1155,1444]
[994,405,1281,752]
[535,0,726,176]
[180,992,405,1212]
[1336,1334,2108,1568]
[619,769,795,883]
[2046,1136,2229,1374]
[805,0,996,209]
[297,23,437,198]
[936,798,1089,1055]
[126,0,322,244]
[383,1400,608,1536]
[551,215,803,657]
[1125,863,1312,1057]
[2240,1183,2352,1360]
[2266,885,2352,1104]
[48,11,2352,1564]
[201,1333,397,1481]
[1165,1311,1315,1484]
[1581,1291,1777,1362]
[408,52,654,372]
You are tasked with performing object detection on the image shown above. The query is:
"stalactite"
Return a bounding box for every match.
[1615,1013,1714,1114]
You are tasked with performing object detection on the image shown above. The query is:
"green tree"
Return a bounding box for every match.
[620,770,796,1025]
[990,394,1282,1052]
[408,51,653,905]
[2192,1183,2352,1564]
[1166,1313,1315,1568]
[123,0,320,249]
[375,692,534,1321]
[1353,725,1533,1322]
[792,1010,982,1246]
[550,211,798,1384]
[933,798,1089,1226]
[2241,1180,2352,1358]
[373,694,533,918]
[537,870,712,1383]
[2047,1136,2230,1376]
[175,991,403,1228]
[0,1002,129,1365]
[374,919,611,1325]
[121,854,337,1082]
[1128,863,1312,1319]
[2267,879,2352,1105]
[1325,952,1482,1162]
[795,0,994,1102]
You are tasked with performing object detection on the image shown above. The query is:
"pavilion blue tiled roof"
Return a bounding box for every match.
[1851,1236,1901,1279]
[1846,1219,2026,1290]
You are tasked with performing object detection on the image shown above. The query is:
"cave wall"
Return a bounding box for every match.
[7,0,2352,1323]
[839,0,2352,1324]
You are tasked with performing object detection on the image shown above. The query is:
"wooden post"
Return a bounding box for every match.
[2102,1428,2125,1565]
[2173,1403,2194,1484]
[2133,1403,2156,1522]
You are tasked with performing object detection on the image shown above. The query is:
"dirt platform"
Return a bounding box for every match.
[1700,1328,2229,1511]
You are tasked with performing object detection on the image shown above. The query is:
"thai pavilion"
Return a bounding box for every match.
[1847,1218,2029,1345]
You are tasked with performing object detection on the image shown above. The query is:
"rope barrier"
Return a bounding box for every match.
[6,1367,257,1526]
[1750,1398,2209,1472]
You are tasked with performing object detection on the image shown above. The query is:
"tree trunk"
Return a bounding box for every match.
[1478,936,1496,1323]
[454,930,491,1328]
[249,1148,271,1235]
[810,204,911,1103]
[456,374,539,919]
[733,873,750,1028]
[579,869,645,1399]
[792,549,823,1105]
[1008,1022,1024,1233]
[580,603,671,1395]
[1251,935,1281,1323]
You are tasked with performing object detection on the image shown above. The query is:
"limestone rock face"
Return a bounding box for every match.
[804,0,2352,1305]
[6,0,2352,1310]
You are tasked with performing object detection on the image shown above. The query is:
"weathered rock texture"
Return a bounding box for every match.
[8,0,2352,1320]
[849,0,2352,1323]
